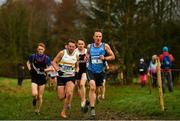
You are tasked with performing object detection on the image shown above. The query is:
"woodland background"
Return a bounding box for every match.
[0,0,180,83]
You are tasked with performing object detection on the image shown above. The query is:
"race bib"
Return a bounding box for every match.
[48,72,58,77]
[61,65,74,72]
[91,58,103,64]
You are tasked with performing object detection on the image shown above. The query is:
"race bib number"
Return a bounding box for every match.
[60,65,74,72]
[91,58,103,64]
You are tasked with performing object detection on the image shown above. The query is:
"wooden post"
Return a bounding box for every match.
[157,58,164,112]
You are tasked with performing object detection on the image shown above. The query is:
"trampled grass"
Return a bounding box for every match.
[0,77,180,120]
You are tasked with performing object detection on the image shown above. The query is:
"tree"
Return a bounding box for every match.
[85,0,180,83]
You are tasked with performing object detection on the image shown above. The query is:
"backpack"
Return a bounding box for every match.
[161,55,172,69]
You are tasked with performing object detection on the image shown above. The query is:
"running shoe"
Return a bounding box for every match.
[60,111,67,118]
[81,100,89,113]
[67,104,72,110]
[35,109,40,115]
[35,112,40,115]
[90,109,96,119]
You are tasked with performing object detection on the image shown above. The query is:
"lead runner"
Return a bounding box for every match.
[85,31,115,118]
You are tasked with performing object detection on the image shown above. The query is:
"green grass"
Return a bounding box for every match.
[0,77,180,120]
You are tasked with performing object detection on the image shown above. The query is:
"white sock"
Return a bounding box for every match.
[81,100,86,107]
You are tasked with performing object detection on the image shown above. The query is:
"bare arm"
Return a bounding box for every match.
[84,44,90,62]
[52,50,64,71]
[44,65,54,72]
[104,43,115,61]
[75,54,79,72]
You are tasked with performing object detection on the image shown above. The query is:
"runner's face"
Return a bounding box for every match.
[93,32,102,45]
[68,42,76,53]
[37,46,45,55]
[77,40,85,50]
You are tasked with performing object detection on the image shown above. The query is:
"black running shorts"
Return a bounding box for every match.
[31,74,47,86]
[57,76,76,86]
[76,70,86,80]
[86,69,105,87]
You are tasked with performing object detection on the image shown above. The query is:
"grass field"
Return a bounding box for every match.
[0,77,180,120]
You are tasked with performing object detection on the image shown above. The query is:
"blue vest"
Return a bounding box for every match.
[87,43,106,73]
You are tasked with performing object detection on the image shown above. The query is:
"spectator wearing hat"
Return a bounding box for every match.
[159,46,175,93]
[138,58,148,87]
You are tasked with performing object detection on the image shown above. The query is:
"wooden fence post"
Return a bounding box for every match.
[157,57,164,112]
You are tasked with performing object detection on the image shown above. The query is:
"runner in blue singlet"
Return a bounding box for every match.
[85,31,115,118]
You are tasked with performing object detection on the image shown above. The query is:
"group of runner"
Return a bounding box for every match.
[26,31,115,118]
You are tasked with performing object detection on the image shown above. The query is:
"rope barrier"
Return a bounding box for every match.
[162,69,180,71]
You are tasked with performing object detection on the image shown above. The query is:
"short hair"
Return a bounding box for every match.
[77,38,84,42]
[77,39,85,46]
[38,42,46,49]
[94,29,103,34]
[94,31,103,36]
[67,39,76,45]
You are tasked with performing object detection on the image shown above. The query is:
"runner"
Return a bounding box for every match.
[96,61,109,102]
[85,31,115,118]
[26,42,51,115]
[52,39,78,118]
[75,39,89,113]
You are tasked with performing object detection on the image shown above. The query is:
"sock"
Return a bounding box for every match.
[81,100,86,107]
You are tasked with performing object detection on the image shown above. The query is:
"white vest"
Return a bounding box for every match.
[59,49,77,77]
[75,48,87,56]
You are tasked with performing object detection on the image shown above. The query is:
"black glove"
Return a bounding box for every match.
[39,68,44,72]
[75,72,78,79]
[57,70,64,76]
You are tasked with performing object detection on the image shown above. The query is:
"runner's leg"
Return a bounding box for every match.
[89,80,96,108]
[101,79,106,99]
[31,83,38,107]
[61,81,75,118]
[80,73,87,107]
[57,86,65,100]
[35,84,45,113]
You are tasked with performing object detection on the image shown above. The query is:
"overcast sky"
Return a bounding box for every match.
[0,0,63,6]
[0,0,6,6]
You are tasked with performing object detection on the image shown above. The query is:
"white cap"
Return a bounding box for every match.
[140,58,144,62]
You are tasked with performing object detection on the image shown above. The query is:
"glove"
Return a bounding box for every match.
[57,70,64,76]
[39,68,44,72]
[75,72,78,79]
